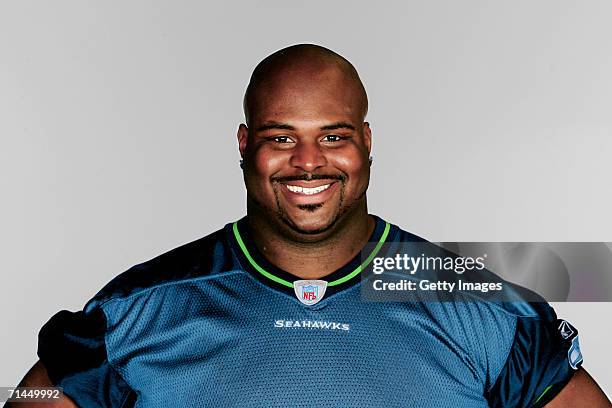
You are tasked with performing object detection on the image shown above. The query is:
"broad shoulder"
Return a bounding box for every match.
[86,224,240,309]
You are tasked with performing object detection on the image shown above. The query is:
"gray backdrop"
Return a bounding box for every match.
[1,0,610,398]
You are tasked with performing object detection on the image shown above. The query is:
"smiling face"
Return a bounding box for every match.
[238,52,371,239]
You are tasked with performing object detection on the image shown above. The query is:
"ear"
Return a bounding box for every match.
[363,122,372,154]
[237,123,249,157]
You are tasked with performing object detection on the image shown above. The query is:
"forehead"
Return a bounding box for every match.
[249,66,363,126]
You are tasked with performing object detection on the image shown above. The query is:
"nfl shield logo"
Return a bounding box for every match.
[302,285,318,301]
[293,280,328,306]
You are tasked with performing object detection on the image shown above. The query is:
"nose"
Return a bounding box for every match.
[289,140,327,172]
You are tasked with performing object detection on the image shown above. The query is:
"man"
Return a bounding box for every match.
[11,44,609,407]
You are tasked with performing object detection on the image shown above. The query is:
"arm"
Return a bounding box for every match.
[545,368,610,407]
[4,360,77,408]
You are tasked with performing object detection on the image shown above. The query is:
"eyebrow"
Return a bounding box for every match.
[256,122,296,132]
[255,121,356,132]
[320,122,356,131]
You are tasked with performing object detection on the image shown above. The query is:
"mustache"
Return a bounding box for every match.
[271,173,346,183]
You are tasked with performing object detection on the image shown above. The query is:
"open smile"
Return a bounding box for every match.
[277,180,340,205]
[285,183,332,195]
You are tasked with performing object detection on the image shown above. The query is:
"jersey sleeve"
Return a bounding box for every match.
[37,304,136,408]
[486,302,583,408]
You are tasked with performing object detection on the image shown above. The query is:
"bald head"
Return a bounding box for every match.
[243,44,368,126]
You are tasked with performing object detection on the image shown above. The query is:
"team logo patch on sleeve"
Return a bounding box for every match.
[293,280,327,306]
[557,319,583,370]
[558,320,575,340]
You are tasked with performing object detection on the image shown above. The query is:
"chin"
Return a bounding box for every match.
[281,208,340,236]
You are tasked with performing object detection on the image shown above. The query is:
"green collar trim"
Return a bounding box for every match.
[232,220,391,288]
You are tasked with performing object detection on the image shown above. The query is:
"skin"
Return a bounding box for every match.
[6,361,76,407]
[545,369,610,407]
[10,45,610,407]
[238,45,374,278]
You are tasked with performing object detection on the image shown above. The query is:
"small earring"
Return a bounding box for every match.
[368,156,373,166]
[239,159,244,169]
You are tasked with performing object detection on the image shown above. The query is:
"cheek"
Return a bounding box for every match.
[251,148,289,179]
[328,151,370,197]
[331,150,369,179]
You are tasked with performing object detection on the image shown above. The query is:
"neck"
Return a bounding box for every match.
[246,202,375,280]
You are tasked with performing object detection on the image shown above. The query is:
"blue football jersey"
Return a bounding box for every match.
[38,215,581,407]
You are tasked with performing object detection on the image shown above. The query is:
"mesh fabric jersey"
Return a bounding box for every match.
[38,215,581,407]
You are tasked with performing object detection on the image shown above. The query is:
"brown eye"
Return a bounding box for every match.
[323,135,343,142]
[272,136,292,143]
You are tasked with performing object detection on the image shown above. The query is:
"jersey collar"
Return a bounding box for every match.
[227,215,393,301]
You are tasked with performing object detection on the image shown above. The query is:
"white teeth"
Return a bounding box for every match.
[286,183,331,195]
